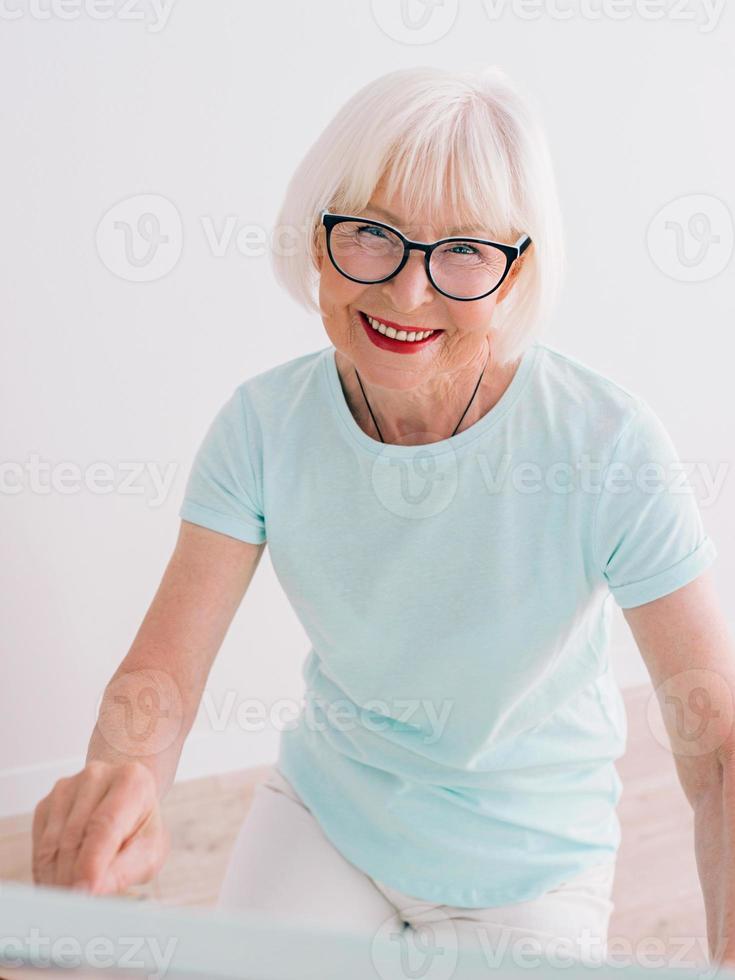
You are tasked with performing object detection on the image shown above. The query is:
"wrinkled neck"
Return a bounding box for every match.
[334,348,521,446]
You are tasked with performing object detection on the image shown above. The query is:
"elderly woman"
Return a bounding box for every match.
[33,66,733,969]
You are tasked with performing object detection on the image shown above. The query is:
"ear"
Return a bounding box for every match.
[496,252,528,305]
[313,224,327,266]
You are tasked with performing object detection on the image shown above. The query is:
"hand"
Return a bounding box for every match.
[32,760,170,895]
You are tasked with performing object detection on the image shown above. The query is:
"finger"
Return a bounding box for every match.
[71,765,155,892]
[95,816,168,896]
[31,794,51,879]
[54,764,112,887]
[32,778,77,886]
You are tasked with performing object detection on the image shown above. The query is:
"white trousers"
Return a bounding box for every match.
[217,767,617,966]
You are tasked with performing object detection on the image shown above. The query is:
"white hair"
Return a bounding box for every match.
[270,65,565,366]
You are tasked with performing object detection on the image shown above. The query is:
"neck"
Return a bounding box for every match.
[334,343,519,447]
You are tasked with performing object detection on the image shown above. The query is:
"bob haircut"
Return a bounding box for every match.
[271,65,565,367]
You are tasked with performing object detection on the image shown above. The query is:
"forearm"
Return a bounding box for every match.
[692,758,735,966]
[85,658,199,801]
[82,525,261,801]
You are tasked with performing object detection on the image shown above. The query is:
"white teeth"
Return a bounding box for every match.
[365,314,434,342]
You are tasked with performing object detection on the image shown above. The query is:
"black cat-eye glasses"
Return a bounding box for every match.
[320,210,531,302]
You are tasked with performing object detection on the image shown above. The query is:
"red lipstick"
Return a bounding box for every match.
[358,310,442,354]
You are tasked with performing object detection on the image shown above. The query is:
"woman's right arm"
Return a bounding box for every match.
[32,519,266,895]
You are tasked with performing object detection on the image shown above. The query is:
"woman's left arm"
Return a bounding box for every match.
[623,569,735,968]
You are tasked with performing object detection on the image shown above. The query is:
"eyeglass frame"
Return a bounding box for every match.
[319,209,532,302]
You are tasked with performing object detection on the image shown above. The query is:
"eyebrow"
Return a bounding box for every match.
[360,204,485,238]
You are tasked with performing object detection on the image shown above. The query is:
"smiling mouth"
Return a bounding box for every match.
[360,311,440,343]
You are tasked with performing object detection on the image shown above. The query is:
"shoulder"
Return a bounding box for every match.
[236,345,328,396]
[533,343,642,415]
[530,343,647,448]
[231,345,330,421]
[235,347,331,403]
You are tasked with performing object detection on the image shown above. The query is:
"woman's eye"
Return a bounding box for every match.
[357,225,387,238]
[446,244,477,255]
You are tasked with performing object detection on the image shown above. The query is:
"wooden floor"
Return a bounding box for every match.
[0,684,708,965]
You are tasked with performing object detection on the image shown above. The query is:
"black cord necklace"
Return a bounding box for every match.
[353,351,490,444]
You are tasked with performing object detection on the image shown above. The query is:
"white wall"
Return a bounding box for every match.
[2,0,733,817]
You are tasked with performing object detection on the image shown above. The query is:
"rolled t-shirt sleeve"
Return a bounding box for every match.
[593,398,716,608]
[178,384,266,545]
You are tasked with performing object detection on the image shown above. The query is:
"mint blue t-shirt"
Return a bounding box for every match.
[178,341,717,907]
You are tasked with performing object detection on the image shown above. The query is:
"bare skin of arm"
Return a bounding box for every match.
[32,520,265,895]
[623,570,735,968]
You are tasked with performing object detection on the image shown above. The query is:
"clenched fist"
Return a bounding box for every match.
[32,760,170,895]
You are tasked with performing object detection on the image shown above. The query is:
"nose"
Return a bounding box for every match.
[380,249,435,311]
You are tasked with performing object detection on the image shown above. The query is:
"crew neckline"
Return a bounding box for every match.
[321,341,541,457]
